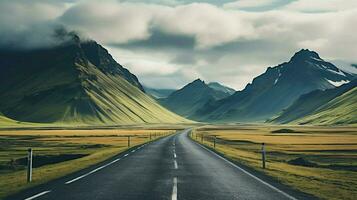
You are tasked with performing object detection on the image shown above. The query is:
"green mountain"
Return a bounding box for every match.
[207,82,235,95]
[143,86,175,99]
[272,79,357,124]
[292,86,357,125]
[193,49,355,122]
[159,79,232,118]
[0,36,187,125]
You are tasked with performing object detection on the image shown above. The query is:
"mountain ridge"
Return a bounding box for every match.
[159,79,233,118]
[192,49,355,122]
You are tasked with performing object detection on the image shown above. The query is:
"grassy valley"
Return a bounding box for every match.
[191,125,357,200]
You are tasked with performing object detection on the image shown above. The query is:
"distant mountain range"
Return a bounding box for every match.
[207,82,235,95]
[143,86,175,99]
[0,34,355,127]
[158,49,356,124]
[159,79,234,118]
[0,35,187,125]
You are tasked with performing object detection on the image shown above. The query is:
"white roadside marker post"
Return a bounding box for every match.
[27,148,33,183]
[261,143,266,169]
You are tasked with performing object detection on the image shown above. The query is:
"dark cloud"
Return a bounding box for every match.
[171,53,197,65]
[0,0,70,49]
[0,0,356,89]
[109,29,196,50]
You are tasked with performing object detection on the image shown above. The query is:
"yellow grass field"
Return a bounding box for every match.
[191,125,357,200]
[0,127,179,199]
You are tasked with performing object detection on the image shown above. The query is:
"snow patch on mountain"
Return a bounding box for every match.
[274,70,281,85]
[326,79,350,87]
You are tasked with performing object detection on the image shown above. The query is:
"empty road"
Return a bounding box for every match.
[7,129,313,200]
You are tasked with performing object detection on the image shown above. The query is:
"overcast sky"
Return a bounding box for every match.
[1,0,356,89]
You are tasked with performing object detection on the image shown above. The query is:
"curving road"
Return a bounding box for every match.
[6,129,314,200]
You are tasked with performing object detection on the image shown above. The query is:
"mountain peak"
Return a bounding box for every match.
[192,78,205,84]
[187,79,206,88]
[290,49,321,62]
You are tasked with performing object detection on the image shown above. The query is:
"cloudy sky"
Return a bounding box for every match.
[1,0,356,90]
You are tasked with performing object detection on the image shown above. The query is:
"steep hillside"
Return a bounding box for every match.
[194,49,355,122]
[159,79,231,118]
[0,37,187,125]
[293,87,357,125]
[272,79,357,123]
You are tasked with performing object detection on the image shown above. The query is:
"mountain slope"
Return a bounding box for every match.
[159,79,232,118]
[0,37,187,125]
[0,112,19,126]
[272,79,357,124]
[293,86,357,125]
[193,49,355,122]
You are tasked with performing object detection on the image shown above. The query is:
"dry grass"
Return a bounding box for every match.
[192,125,357,200]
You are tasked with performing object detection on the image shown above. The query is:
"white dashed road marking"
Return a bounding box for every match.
[174,160,178,169]
[24,191,51,200]
[171,177,178,200]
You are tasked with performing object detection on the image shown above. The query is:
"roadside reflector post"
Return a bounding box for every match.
[128,136,131,147]
[214,136,216,149]
[261,143,266,169]
[27,148,33,183]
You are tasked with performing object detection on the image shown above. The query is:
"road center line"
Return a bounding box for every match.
[24,190,51,200]
[174,160,178,169]
[171,177,178,200]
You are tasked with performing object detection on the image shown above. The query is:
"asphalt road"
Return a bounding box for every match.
[7,129,313,200]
